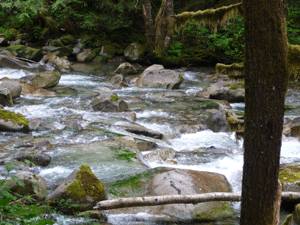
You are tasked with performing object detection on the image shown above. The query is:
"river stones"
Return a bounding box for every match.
[0,88,13,106]
[0,80,22,99]
[47,165,107,213]
[143,148,176,163]
[114,62,137,75]
[6,171,46,201]
[42,51,72,72]
[136,65,184,89]
[91,94,128,112]
[108,167,234,222]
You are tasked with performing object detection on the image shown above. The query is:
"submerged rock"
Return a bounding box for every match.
[48,165,107,213]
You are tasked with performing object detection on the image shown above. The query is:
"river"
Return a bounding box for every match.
[1,64,300,224]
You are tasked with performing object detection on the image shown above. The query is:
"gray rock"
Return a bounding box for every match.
[290,117,300,137]
[42,52,71,73]
[0,80,22,99]
[0,88,13,106]
[124,42,145,62]
[77,49,96,62]
[19,70,61,89]
[143,148,176,163]
[114,62,137,75]
[91,94,128,112]
[14,152,51,167]
[109,74,128,88]
[136,66,184,89]
[0,109,28,132]
[205,111,230,132]
[6,171,46,201]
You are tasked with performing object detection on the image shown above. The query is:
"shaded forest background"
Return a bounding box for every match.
[0,0,299,66]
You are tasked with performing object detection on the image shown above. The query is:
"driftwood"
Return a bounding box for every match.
[94,192,300,210]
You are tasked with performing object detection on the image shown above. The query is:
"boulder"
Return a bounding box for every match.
[136,66,184,89]
[124,43,145,62]
[143,148,176,163]
[205,111,230,132]
[60,34,77,46]
[19,70,61,89]
[76,49,96,62]
[42,52,72,72]
[99,45,115,59]
[290,117,300,137]
[6,171,46,201]
[109,74,128,88]
[91,94,128,112]
[14,152,51,167]
[119,123,164,139]
[0,88,13,107]
[198,80,245,103]
[0,109,28,131]
[109,168,234,222]
[114,62,137,75]
[47,165,107,213]
[0,80,22,99]
[6,45,43,61]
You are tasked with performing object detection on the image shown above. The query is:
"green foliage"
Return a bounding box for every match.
[167,42,183,57]
[0,162,54,224]
[287,3,300,45]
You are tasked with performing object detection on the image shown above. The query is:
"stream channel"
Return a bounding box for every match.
[1,62,300,224]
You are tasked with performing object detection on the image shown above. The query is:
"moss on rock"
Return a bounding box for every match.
[6,45,43,61]
[0,109,28,131]
[216,62,244,79]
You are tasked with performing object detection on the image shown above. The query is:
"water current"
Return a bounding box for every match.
[1,65,300,224]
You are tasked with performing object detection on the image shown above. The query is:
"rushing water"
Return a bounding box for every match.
[2,66,300,224]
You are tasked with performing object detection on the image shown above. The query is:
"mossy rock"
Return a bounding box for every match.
[60,34,77,46]
[198,100,220,109]
[99,45,115,59]
[49,39,65,47]
[0,109,28,131]
[93,56,109,63]
[48,165,107,213]
[6,45,43,61]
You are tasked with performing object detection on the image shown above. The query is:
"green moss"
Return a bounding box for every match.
[65,165,107,201]
[6,45,42,61]
[0,109,28,130]
[199,100,219,109]
[216,62,244,79]
[193,203,234,221]
[60,34,77,45]
[223,82,244,90]
[281,214,293,225]
[279,166,300,183]
[110,95,120,101]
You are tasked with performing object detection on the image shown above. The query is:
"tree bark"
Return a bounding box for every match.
[240,0,288,224]
[94,192,300,210]
[142,0,154,51]
[154,0,175,56]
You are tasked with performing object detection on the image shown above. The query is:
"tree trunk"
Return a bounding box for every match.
[154,0,175,56]
[142,0,154,51]
[240,0,288,224]
[93,192,300,210]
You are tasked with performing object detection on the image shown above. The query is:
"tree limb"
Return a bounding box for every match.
[94,192,300,210]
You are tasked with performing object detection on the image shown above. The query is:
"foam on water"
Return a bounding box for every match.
[0,68,32,79]
[59,74,104,86]
[136,110,170,119]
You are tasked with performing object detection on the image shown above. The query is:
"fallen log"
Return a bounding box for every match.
[94,192,300,210]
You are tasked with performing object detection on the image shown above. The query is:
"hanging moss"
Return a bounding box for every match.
[175,3,242,33]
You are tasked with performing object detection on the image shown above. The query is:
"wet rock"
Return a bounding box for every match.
[114,62,137,75]
[118,122,163,139]
[0,88,13,106]
[6,45,43,61]
[91,94,128,112]
[42,52,72,73]
[0,109,28,132]
[109,74,128,88]
[136,65,184,89]
[20,83,36,95]
[30,88,56,96]
[198,80,245,103]
[135,139,157,151]
[143,148,176,163]
[0,55,45,73]
[19,70,61,89]
[14,152,51,167]
[6,171,46,201]
[47,165,107,213]
[109,168,233,222]
[77,210,107,222]
[0,80,22,99]
[77,49,96,62]
[205,111,230,132]
[0,138,53,152]
[124,42,146,62]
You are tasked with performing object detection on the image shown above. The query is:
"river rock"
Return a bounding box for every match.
[290,117,300,137]
[109,74,128,88]
[60,34,77,46]
[6,45,43,61]
[119,123,163,139]
[6,171,46,201]
[198,80,245,103]
[19,70,61,89]
[77,49,96,62]
[99,45,115,59]
[114,62,137,75]
[91,94,128,112]
[42,51,72,72]
[109,168,233,222]
[0,80,22,99]
[205,111,230,132]
[47,165,107,213]
[136,65,184,89]
[280,162,300,192]
[0,138,53,152]
[143,148,176,163]
[14,152,51,167]
[0,88,13,106]
[0,109,28,131]
[124,42,145,62]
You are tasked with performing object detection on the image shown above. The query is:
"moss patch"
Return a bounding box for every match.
[279,166,300,184]
[110,95,120,101]
[216,62,244,79]
[65,165,107,201]
[6,45,42,61]
[0,109,28,130]
[199,100,220,109]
